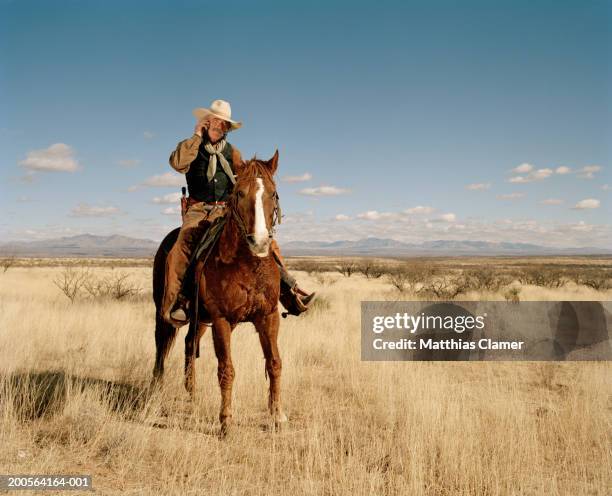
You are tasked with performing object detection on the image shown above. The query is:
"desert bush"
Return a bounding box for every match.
[53,267,92,303]
[54,268,141,302]
[83,272,141,301]
[1,255,17,273]
[386,268,411,292]
[464,268,512,292]
[504,287,521,303]
[386,265,438,293]
[310,272,337,286]
[357,261,387,279]
[286,260,324,273]
[517,267,566,288]
[573,270,612,291]
[335,261,358,277]
[418,274,470,300]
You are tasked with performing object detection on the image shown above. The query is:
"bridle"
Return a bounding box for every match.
[230,175,281,241]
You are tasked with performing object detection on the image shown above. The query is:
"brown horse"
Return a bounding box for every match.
[152,151,287,432]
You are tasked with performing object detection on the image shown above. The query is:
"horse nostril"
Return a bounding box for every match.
[246,235,256,245]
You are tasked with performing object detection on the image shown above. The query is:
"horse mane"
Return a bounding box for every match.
[235,156,275,183]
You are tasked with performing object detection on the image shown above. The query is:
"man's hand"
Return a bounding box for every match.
[194,118,209,137]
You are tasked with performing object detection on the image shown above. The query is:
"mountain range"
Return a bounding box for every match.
[0,234,610,258]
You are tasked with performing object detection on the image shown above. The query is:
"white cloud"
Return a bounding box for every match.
[511,163,533,174]
[508,168,553,183]
[334,214,350,221]
[71,203,120,217]
[465,183,491,191]
[572,198,600,210]
[282,172,312,183]
[130,172,186,191]
[19,143,79,172]
[117,159,140,167]
[357,210,396,220]
[161,205,182,215]
[555,166,571,174]
[439,213,456,222]
[152,192,183,204]
[497,193,525,200]
[577,165,601,179]
[143,131,155,140]
[540,198,563,205]
[404,205,435,215]
[602,184,610,191]
[299,185,349,196]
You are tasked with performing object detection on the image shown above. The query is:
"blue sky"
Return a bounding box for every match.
[1,0,610,248]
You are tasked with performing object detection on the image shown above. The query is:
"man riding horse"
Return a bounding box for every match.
[161,99,315,327]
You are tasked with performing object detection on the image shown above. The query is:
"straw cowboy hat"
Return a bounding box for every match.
[192,99,242,131]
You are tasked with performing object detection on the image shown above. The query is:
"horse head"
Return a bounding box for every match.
[223,150,280,260]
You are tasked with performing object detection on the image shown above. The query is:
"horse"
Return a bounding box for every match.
[151,151,287,433]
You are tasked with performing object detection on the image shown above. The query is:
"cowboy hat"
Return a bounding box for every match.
[192,99,242,131]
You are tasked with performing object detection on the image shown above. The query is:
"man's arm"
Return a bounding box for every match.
[169,134,202,173]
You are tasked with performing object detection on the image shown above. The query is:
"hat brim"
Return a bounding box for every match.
[192,108,242,131]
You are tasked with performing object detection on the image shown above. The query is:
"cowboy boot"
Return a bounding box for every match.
[279,279,316,317]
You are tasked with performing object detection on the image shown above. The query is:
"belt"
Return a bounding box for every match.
[186,197,226,207]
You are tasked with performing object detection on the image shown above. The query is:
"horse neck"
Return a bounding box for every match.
[217,207,248,263]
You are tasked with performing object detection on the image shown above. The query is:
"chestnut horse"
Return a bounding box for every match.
[152,151,286,433]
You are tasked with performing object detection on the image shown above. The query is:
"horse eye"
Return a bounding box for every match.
[237,190,245,198]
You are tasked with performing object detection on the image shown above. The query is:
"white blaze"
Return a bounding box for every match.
[253,178,268,252]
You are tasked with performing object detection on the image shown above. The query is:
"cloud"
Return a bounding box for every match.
[497,193,525,200]
[282,172,312,183]
[334,214,350,221]
[143,131,155,140]
[438,213,456,222]
[357,210,396,220]
[117,159,140,167]
[465,183,491,191]
[602,184,610,191]
[540,198,563,205]
[130,172,185,191]
[577,165,601,179]
[572,198,600,210]
[404,205,435,215]
[299,185,349,196]
[508,168,553,183]
[511,163,533,174]
[161,205,182,215]
[555,166,571,174]
[19,143,79,172]
[152,192,183,204]
[70,203,120,217]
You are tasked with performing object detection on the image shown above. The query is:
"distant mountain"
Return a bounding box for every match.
[281,237,612,256]
[0,234,609,258]
[0,234,160,257]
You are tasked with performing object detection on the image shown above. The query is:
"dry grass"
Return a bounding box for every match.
[0,259,611,495]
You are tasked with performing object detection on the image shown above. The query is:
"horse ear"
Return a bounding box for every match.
[267,149,279,175]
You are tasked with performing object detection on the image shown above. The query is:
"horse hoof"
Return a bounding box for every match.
[219,420,232,438]
[273,411,288,428]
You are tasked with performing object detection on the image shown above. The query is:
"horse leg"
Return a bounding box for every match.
[184,321,208,396]
[153,312,178,382]
[211,317,235,434]
[254,311,287,427]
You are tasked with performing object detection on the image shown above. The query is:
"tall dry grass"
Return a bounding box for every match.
[0,262,610,495]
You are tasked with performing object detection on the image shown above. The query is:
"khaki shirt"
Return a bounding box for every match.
[169,133,242,174]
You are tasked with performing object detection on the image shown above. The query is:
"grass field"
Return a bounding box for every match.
[0,258,611,495]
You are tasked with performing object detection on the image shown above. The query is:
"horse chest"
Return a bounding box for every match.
[206,261,278,321]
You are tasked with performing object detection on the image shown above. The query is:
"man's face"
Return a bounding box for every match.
[207,117,229,143]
